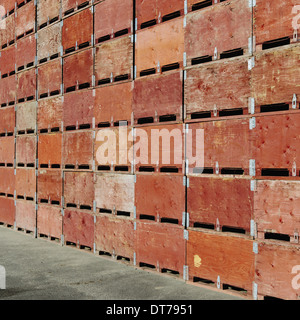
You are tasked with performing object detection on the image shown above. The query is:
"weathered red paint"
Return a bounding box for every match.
[0,45,15,76]
[37,0,61,28]
[15,1,35,38]
[16,34,36,70]
[0,196,15,225]
[37,96,63,131]
[15,168,36,198]
[0,106,15,134]
[0,167,15,195]
[15,200,36,232]
[16,135,37,165]
[38,133,62,166]
[62,0,91,15]
[37,169,62,203]
[17,68,36,101]
[0,75,16,105]
[0,136,15,164]
[37,204,62,239]
[0,13,15,47]
[16,101,37,132]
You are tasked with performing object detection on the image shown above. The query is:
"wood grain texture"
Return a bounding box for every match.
[37,204,62,239]
[15,200,36,232]
[37,169,63,202]
[184,57,251,115]
[0,197,15,225]
[38,58,62,96]
[135,173,185,223]
[37,96,63,131]
[187,230,255,290]
[16,101,37,132]
[15,168,36,198]
[185,0,252,59]
[255,241,300,300]
[38,133,62,166]
[188,176,253,231]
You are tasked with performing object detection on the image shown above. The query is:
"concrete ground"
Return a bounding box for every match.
[0,226,242,300]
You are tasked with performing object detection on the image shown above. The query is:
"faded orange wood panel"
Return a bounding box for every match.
[15,1,35,37]
[0,167,15,195]
[0,75,16,105]
[37,204,62,239]
[15,200,36,232]
[15,34,36,69]
[0,106,15,134]
[15,168,36,198]
[0,136,15,164]
[37,169,62,203]
[0,45,15,76]
[16,101,37,132]
[38,133,62,166]
[16,135,36,165]
[0,197,15,225]
[17,68,36,101]
[38,59,62,97]
[37,96,63,131]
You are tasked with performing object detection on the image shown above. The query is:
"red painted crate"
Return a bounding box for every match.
[63,48,93,92]
[37,96,63,132]
[16,34,36,71]
[0,196,15,225]
[0,75,16,106]
[37,0,61,29]
[0,167,15,195]
[61,0,91,16]
[38,58,62,98]
[94,173,135,215]
[94,214,135,261]
[94,81,133,126]
[37,169,62,204]
[63,130,94,169]
[185,0,252,63]
[184,56,251,120]
[255,241,300,300]
[17,68,37,102]
[15,199,36,232]
[94,0,132,42]
[95,36,133,84]
[15,168,36,199]
[133,70,182,124]
[16,101,37,133]
[186,118,250,173]
[135,173,185,224]
[63,209,94,249]
[0,45,15,76]
[38,133,62,167]
[15,1,35,39]
[188,175,253,233]
[252,113,300,175]
[0,136,15,164]
[64,171,95,209]
[134,123,184,173]
[254,180,300,242]
[136,0,184,30]
[1,0,16,16]
[16,135,36,166]
[63,89,94,129]
[251,45,300,108]
[0,106,15,134]
[94,126,134,171]
[62,7,93,52]
[37,22,62,62]
[0,13,15,48]
[187,229,255,293]
[135,17,184,76]
[136,221,186,275]
[37,204,62,240]
[254,0,299,47]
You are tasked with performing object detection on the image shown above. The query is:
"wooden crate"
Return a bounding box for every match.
[64,171,95,209]
[135,17,184,76]
[0,106,15,134]
[1,0,16,15]
[184,56,251,119]
[0,75,16,106]
[16,101,37,133]
[61,0,91,16]
[136,221,186,275]
[94,0,133,42]
[94,214,135,261]
[15,200,36,233]
[37,169,63,204]
[0,167,15,196]
[95,36,133,84]
[135,173,185,224]
[38,133,62,167]
[17,68,37,102]
[38,58,62,98]
[0,45,15,76]
[63,48,93,92]
[16,135,37,166]
[62,130,94,169]
[254,180,300,242]
[37,22,62,62]
[0,12,15,48]
[255,241,300,300]
[63,209,94,249]
[37,0,61,29]
[187,229,255,293]
[16,34,36,71]
[95,173,135,215]
[63,89,94,129]
[37,204,62,240]
[37,96,63,132]
[185,0,252,63]
[251,45,300,108]
[254,0,299,46]
[94,81,133,126]
[62,7,93,52]
[188,175,253,233]
[0,136,15,165]
[0,196,15,226]
[15,168,36,199]
[187,118,250,173]
[133,70,182,124]
[15,1,35,39]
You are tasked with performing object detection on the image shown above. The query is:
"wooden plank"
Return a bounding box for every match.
[185,0,252,61]
[37,204,62,239]
[0,106,15,134]
[37,169,63,203]
[15,1,35,38]
[15,168,36,199]
[135,173,185,224]
[16,101,37,133]
[37,96,63,132]
[17,68,37,102]
[38,133,62,166]
[0,45,15,76]
[16,135,37,166]
[255,241,300,300]
[187,230,255,291]
[188,176,253,232]
[0,136,15,164]
[0,12,15,47]
[0,197,15,225]
[16,34,36,70]
[15,200,36,232]
[0,75,16,106]
[0,167,15,195]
